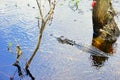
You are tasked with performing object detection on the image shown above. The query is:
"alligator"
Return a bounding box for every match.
[51,35,111,58]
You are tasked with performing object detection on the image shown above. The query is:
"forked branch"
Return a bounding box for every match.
[25,0,56,69]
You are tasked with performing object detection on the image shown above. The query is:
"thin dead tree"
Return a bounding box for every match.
[25,0,56,69]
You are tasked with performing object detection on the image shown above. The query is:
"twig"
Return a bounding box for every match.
[45,0,56,22]
[36,0,43,19]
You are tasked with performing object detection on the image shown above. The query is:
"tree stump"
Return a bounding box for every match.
[92,0,120,53]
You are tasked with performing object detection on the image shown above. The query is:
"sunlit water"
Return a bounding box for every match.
[0,0,120,80]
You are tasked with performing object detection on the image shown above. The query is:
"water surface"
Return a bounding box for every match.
[0,0,120,80]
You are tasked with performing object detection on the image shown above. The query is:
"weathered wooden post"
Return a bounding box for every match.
[92,0,120,53]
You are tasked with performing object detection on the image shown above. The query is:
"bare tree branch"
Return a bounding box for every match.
[25,0,56,69]
[48,0,51,7]
[36,0,43,19]
[37,19,40,29]
[45,0,56,22]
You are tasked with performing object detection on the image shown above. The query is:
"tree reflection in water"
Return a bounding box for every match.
[12,62,35,80]
[12,62,23,77]
[91,0,120,68]
[91,38,118,68]
[90,54,108,69]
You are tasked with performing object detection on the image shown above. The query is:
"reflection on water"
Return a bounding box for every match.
[92,38,116,53]
[91,36,119,69]
[0,0,120,80]
[12,63,23,77]
[90,54,108,69]
[91,0,120,69]
[91,36,117,69]
[91,35,118,68]
[12,62,35,80]
[25,67,35,80]
[92,0,120,54]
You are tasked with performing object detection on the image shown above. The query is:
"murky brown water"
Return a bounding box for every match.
[0,0,120,80]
